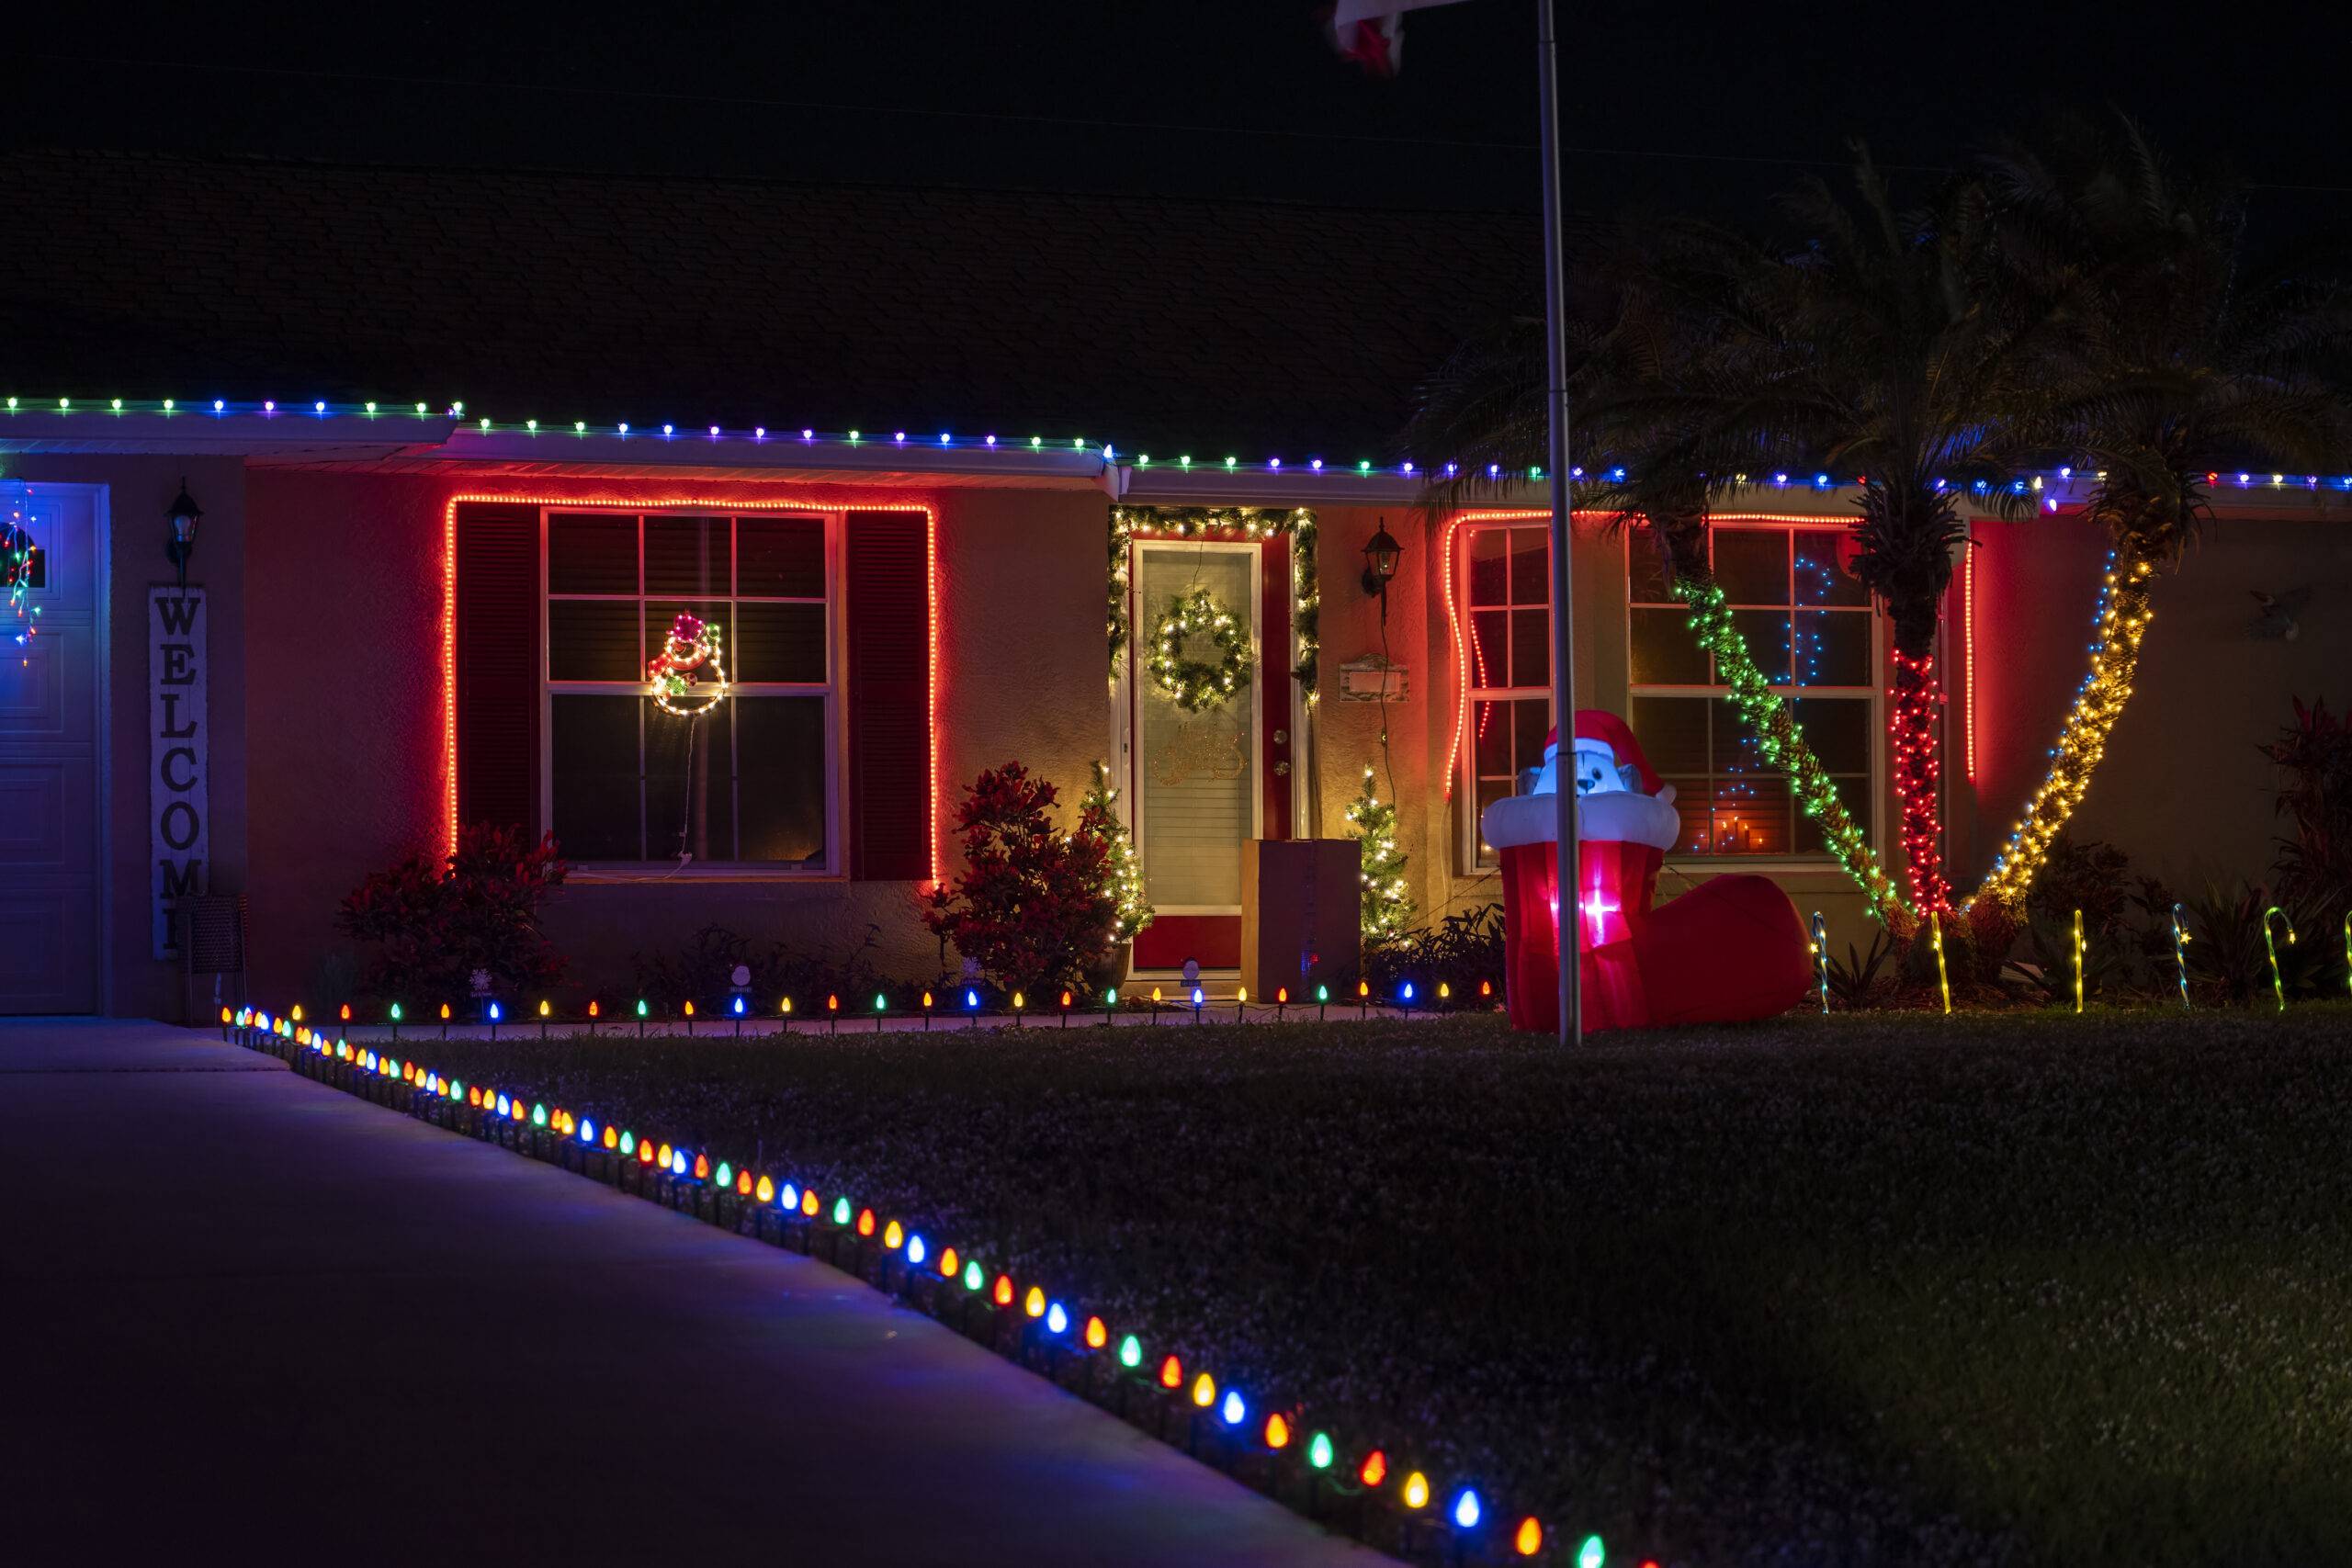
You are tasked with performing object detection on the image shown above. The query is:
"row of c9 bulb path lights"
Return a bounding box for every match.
[303,980,1498,1041]
[220,1004,1624,1568]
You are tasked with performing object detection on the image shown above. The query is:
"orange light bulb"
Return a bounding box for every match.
[1264,1413,1290,1449]
[993,1275,1014,1307]
[1084,1315,1107,1349]
[1360,1450,1387,1488]
[1159,1355,1182,1390]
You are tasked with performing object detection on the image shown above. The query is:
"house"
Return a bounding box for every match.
[4,149,2346,1018]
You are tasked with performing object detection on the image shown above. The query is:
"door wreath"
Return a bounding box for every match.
[1147,588,1254,714]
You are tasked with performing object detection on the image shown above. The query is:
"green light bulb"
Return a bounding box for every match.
[389,1002,402,1021]
[831,1196,851,1225]
[1578,1536,1605,1568]
[1307,1431,1333,1470]
[1118,1334,1141,1369]
[636,999,648,1017]
[963,1261,984,1292]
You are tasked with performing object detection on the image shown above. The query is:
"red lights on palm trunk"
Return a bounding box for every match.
[1890,649,1951,914]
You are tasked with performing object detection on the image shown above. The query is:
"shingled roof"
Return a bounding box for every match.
[0,149,1539,460]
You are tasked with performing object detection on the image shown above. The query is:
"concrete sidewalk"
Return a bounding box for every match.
[0,1021,1383,1566]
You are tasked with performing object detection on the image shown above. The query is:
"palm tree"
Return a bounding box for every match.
[1965,114,2352,911]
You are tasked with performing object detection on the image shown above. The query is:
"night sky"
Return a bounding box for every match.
[8,0,2346,237]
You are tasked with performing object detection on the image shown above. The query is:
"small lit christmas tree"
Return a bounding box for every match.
[1077,759,1154,944]
[1345,763,1415,941]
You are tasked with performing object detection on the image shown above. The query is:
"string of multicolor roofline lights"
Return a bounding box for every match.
[221,1003,1624,1568]
[17,397,2352,499]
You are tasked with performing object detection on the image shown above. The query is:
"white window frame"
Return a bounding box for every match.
[538,506,844,876]
[1624,521,1882,868]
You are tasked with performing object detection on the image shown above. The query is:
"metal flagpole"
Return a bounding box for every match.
[1536,0,1580,1045]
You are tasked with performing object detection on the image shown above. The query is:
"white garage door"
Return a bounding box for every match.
[0,484,100,1013]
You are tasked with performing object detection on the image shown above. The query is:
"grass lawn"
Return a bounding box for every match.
[412,1007,2352,1566]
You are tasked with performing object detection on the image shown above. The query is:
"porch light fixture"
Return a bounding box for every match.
[165,479,203,587]
[1360,518,1402,597]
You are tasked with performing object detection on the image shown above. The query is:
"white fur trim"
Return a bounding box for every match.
[1480,790,1679,852]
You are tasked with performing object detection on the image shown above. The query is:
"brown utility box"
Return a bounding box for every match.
[1239,839,1362,1001]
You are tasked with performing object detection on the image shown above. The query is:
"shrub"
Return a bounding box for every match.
[1363,901,1504,1004]
[923,762,1117,995]
[336,822,569,1003]
[2262,695,2352,915]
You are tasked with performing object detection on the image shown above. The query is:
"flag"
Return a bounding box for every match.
[1325,0,1470,76]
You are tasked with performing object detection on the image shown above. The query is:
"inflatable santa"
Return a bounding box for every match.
[1480,710,1812,1032]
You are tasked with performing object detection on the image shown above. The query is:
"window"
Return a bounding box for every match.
[1459,523,1555,869]
[1625,524,1876,858]
[543,510,835,867]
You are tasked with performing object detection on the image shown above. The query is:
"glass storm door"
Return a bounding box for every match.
[1127,538,1289,970]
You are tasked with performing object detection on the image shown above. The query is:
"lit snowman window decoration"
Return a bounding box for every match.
[646,611,729,717]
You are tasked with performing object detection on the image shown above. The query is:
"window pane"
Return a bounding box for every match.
[1732,610,1792,685]
[550,695,640,860]
[738,698,829,864]
[643,699,734,863]
[1470,608,1510,690]
[1790,697,1871,776]
[1793,610,1870,687]
[1713,528,1787,604]
[1661,776,1711,854]
[1712,696,1776,789]
[1712,775,1792,855]
[738,516,825,599]
[1512,697,1552,784]
[1509,529,1548,604]
[1473,699,1512,780]
[1473,776,1510,863]
[647,603,730,679]
[1629,609,1709,685]
[735,602,827,684]
[548,513,636,595]
[644,515,729,598]
[1510,607,1549,689]
[1467,528,1510,606]
[548,601,639,682]
[1626,525,1676,605]
[1628,695,1708,775]
[1793,531,1870,607]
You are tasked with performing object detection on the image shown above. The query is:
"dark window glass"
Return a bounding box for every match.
[1660,776,1710,854]
[735,602,828,683]
[737,516,826,599]
[1466,528,1510,607]
[643,515,729,598]
[1473,776,1510,854]
[1790,698,1871,776]
[1628,695,1708,775]
[1629,609,1709,685]
[1473,699,1511,779]
[548,513,636,595]
[737,698,828,864]
[1792,610,1871,686]
[1731,610,1793,684]
[643,700,734,863]
[550,696,640,860]
[1793,531,1870,607]
[548,601,639,682]
[1511,697,1551,780]
[1508,528,1548,604]
[1510,607,1549,689]
[1469,608,1511,689]
[1713,528,1786,605]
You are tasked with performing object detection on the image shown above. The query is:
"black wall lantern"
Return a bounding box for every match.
[1361,518,1403,600]
[165,479,203,588]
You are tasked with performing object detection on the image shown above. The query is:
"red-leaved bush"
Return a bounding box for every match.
[338,823,571,1002]
[923,763,1116,994]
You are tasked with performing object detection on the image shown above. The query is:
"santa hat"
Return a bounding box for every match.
[1544,711,1663,795]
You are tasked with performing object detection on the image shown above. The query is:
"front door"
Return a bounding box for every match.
[0,484,101,1013]
[1125,536,1291,971]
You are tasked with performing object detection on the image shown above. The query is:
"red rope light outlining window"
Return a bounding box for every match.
[440,492,937,882]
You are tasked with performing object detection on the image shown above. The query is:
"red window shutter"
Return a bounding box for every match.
[454,502,540,837]
[844,510,932,880]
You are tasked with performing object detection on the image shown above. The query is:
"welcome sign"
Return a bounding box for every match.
[150,584,209,958]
